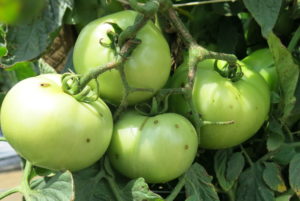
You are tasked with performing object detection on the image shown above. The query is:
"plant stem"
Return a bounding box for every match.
[0,137,6,141]
[240,145,254,166]
[79,61,121,90]
[226,189,235,201]
[289,142,300,148]
[288,25,300,51]
[0,187,20,199]
[174,0,237,7]
[166,177,185,201]
[20,161,33,200]
[106,176,124,201]
[167,8,197,46]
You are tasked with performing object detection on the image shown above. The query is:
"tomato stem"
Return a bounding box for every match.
[165,177,186,201]
[105,176,124,201]
[0,186,20,199]
[240,145,254,166]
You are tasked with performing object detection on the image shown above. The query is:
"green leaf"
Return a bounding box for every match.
[242,0,282,37]
[263,162,287,193]
[73,160,162,201]
[127,178,164,201]
[5,62,37,80]
[267,33,299,121]
[28,171,74,201]
[37,59,57,74]
[267,118,285,151]
[214,149,234,191]
[185,163,220,201]
[214,150,245,192]
[226,152,245,182]
[236,163,275,201]
[273,145,297,165]
[289,153,300,197]
[0,0,73,66]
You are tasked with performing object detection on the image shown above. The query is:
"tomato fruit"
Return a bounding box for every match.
[0,74,113,171]
[170,59,270,149]
[0,0,45,24]
[108,111,198,183]
[73,10,172,105]
[242,48,278,91]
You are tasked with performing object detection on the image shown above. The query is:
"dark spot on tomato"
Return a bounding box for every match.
[256,106,258,110]
[86,138,90,143]
[229,105,233,109]
[184,145,189,150]
[99,113,103,117]
[40,83,50,87]
[175,124,179,128]
[154,120,159,124]
[180,83,185,87]
[212,99,215,103]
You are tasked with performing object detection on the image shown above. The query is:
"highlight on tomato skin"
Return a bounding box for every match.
[169,59,271,149]
[0,74,113,172]
[73,10,172,106]
[108,111,198,184]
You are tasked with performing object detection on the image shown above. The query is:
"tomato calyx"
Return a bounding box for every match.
[213,60,244,82]
[100,22,142,59]
[61,73,100,103]
[135,95,170,116]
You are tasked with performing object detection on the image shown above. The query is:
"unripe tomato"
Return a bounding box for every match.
[1,74,113,171]
[73,10,172,105]
[0,0,45,24]
[170,59,270,149]
[108,111,198,183]
[242,48,278,91]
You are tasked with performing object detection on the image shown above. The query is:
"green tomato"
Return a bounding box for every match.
[73,10,172,105]
[0,74,113,171]
[108,111,198,183]
[170,59,270,149]
[0,0,45,24]
[242,48,278,91]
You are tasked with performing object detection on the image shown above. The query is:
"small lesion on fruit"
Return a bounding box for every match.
[175,124,179,128]
[154,120,159,124]
[86,138,91,143]
[184,145,189,150]
[40,83,51,87]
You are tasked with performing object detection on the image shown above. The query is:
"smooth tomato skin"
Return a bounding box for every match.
[170,60,270,149]
[108,111,198,183]
[73,10,172,105]
[242,48,278,91]
[0,74,113,171]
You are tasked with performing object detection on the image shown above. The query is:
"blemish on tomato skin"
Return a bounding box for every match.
[175,124,179,128]
[86,138,90,143]
[154,120,159,124]
[40,83,50,87]
[184,145,189,150]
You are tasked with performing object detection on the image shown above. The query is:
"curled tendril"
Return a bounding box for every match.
[61,73,100,103]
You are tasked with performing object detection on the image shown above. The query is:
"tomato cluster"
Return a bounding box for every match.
[0,10,272,183]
